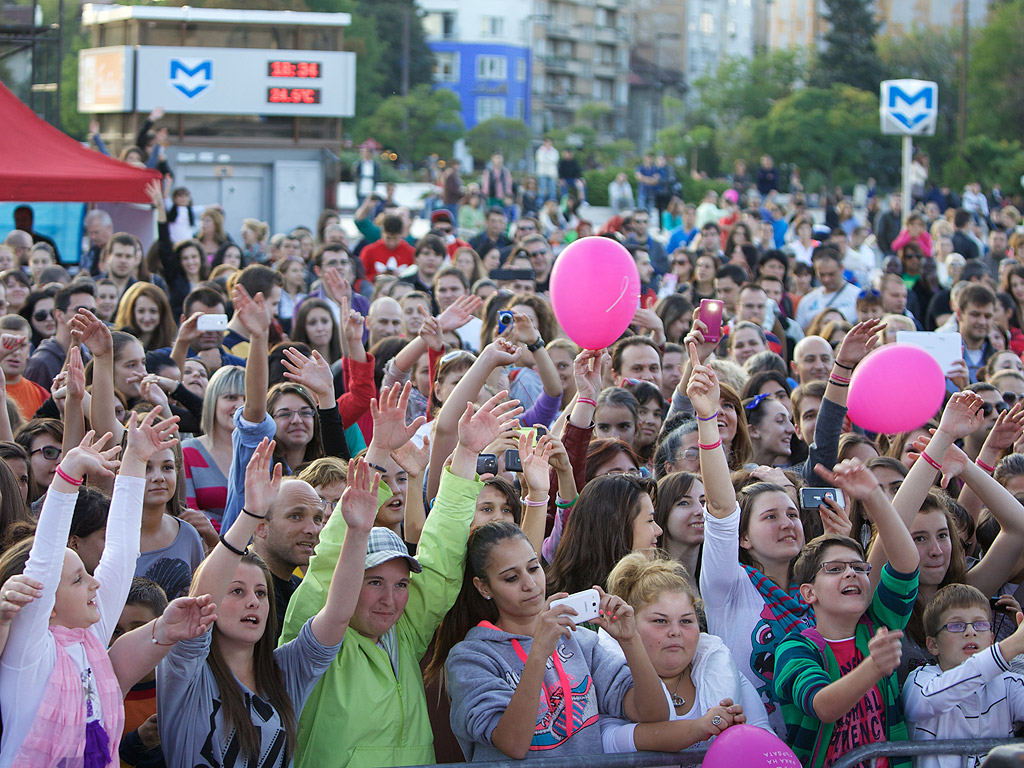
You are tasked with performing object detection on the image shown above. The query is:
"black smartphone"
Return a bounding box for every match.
[476,454,498,476]
[990,596,1007,614]
[504,448,523,473]
[800,487,845,510]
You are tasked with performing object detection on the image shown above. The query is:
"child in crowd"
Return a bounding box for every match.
[774,458,920,768]
[903,584,1024,768]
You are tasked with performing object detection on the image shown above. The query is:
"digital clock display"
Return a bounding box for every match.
[268,60,321,78]
[267,87,321,105]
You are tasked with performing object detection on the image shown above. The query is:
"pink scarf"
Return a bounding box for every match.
[15,626,125,768]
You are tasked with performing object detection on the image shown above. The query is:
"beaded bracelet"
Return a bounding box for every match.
[55,466,83,487]
[522,496,549,507]
[555,495,578,509]
[697,410,719,422]
[834,361,855,371]
[920,451,942,472]
[976,458,996,473]
[698,438,722,451]
[150,620,175,647]
[577,397,597,407]
[219,534,246,557]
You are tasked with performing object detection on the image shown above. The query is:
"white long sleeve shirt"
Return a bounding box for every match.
[903,644,1024,768]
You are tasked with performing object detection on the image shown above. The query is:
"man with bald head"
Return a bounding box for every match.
[3,230,31,267]
[791,335,834,385]
[250,477,327,639]
[368,296,403,346]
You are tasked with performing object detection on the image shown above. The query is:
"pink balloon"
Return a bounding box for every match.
[549,236,640,350]
[703,724,800,768]
[847,344,945,433]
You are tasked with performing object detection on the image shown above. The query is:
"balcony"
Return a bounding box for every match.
[546,22,573,39]
[544,55,571,72]
[593,26,622,45]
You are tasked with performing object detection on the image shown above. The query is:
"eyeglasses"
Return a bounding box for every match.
[315,497,333,513]
[818,560,872,575]
[673,259,690,266]
[681,448,700,461]
[272,407,316,422]
[745,392,771,410]
[32,309,52,322]
[30,445,62,461]
[938,620,993,634]
[981,402,1010,417]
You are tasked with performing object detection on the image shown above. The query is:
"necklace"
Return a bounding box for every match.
[669,675,686,708]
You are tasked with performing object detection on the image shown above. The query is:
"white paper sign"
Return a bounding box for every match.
[896,331,962,373]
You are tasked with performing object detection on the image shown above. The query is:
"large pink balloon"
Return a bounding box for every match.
[703,724,800,768]
[549,236,640,350]
[847,344,945,433]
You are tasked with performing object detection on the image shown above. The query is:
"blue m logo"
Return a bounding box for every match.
[887,85,936,130]
[169,60,212,99]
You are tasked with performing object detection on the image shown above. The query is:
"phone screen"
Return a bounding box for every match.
[698,299,724,343]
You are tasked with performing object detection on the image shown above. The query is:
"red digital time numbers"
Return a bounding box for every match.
[268,61,321,78]
[267,87,321,105]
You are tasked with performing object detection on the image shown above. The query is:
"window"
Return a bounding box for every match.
[514,98,525,119]
[434,51,459,83]
[476,97,506,122]
[727,20,736,36]
[476,55,507,80]
[480,16,504,37]
[423,12,456,39]
[699,12,714,34]
[515,58,527,82]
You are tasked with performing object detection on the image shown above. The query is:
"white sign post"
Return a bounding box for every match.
[880,79,938,223]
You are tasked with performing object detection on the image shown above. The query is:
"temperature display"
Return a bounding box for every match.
[267,87,321,104]
[268,60,321,78]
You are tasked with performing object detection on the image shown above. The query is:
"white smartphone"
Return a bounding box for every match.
[196,313,228,332]
[549,588,601,625]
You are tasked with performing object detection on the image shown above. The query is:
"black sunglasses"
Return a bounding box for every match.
[32,309,52,322]
[981,402,1010,417]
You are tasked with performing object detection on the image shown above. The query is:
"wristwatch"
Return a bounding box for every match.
[526,336,545,353]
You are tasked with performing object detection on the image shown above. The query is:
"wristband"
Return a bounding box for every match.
[241,507,266,520]
[828,379,850,388]
[522,495,549,507]
[698,439,722,451]
[834,361,855,371]
[920,451,942,472]
[526,336,545,353]
[150,620,175,647]
[366,461,387,475]
[576,397,596,407]
[976,458,996,473]
[555,495,578,509]
[218,533,247,557]
[697,410,719,422]
[829,373,851,384]
[55,466,83,487]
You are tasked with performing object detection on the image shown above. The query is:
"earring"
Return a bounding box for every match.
[484,595,492,600]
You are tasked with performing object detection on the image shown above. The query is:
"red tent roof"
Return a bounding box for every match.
[0,80,160,204]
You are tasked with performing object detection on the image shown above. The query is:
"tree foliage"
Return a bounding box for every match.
[811,0,883,92]
[466,117,532,166]
[966,0,1024,146]
[693,48,808,127]
[364,84,462,164]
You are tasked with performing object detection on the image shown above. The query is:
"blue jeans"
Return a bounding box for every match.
[538,175,557,203]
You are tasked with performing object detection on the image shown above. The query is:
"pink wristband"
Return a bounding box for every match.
[522,496,549,507]
[920,451,942,472]
[577,397,596,407]
[55,466,83,487]
[976,458,996,473]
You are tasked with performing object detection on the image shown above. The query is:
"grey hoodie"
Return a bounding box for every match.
[447,623,634,761]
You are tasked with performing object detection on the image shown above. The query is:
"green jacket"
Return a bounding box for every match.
[280,467,482,768]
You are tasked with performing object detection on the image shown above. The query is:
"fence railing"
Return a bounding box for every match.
[415,738,1020,768]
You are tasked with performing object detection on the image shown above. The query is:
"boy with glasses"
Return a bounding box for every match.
[903,583,1024,768]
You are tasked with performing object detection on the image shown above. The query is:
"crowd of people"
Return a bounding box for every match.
[0,127,1024,768]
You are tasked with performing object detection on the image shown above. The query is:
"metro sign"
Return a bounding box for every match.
[169,59,213,99]
[880,79,938,136]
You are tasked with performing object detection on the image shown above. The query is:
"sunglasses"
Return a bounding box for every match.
[30,445,62,461]
[33,309,52,322]
[981,402,1010,417]
[1003,392,1023,407]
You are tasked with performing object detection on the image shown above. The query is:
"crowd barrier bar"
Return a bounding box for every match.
[412,738,1020,768]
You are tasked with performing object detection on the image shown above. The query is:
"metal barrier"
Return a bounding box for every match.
[415,738,1020,768]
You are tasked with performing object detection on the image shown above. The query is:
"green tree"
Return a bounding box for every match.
[693,48,808,127]
[966,0,1024,146]
[751,84,898,187]
[364,83,462,164]
[352,0,435,103]
[811,0,883,92]
[944,135,1024,193]
[466,117,531,166]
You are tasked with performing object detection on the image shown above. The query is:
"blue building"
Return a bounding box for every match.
[429,41,531,130]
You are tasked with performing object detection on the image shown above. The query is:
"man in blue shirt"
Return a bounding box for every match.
[634,154,660,219]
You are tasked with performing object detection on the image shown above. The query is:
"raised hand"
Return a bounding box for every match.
[231,284,269,337]
[140,375,171,413]
[322,266,351,305]
[0,574,43,625]
[509,311,541,346]
[686,342,720,420]
[0,334,27,362]
[67,346,86,401]
[813,458,882,503]
[573,348,607,402]
[481,337,522,368]
[533,594,577,656]
[520,433,554,494]
[457,390,523,454]
[58,430,121,483]
[937,390,986,441]
[124,410,180,465]
[392,433,430,478]
[835,318,884,369]
[243,437,283,518]
[340,458,382,534]
[908,433,969,488]
[545,433,572,476]
[152,594,217,643]
[69,309,113,358]
[946,360,970,391]
[592,586,637,642]
[982,402,1024,453]
[417,311,443,351]
[282,347,335,406]
[867,627,904,677]
[369,382,427,454]
[819,496,853,537]
[175,312,204,347]
[631,306,665,334]
[145,179,163,209]
[437,294,483,332]
[683,308,715,364]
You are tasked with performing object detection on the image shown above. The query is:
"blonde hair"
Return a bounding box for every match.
[242,218,269,242]
[606,552,703,616]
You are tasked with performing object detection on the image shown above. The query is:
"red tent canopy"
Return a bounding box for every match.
[0,81,160,204]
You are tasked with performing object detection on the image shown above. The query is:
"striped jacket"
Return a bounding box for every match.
[774,564,919,768]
